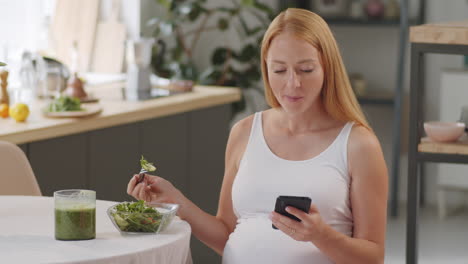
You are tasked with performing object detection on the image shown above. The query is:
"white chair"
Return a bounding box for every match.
[0,141,41,196]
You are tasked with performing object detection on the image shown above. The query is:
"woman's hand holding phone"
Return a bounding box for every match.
[270,196,326,242]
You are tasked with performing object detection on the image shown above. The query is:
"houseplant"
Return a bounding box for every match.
[148,0,275,113]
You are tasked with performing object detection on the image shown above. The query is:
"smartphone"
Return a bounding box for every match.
[272,196,312,229]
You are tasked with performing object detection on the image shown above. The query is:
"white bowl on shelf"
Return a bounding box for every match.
[423,121,465,142]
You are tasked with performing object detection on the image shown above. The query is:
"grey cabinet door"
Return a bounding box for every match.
[29,134,88,196]
[88,123,140,202]
[188,105,231,264]
[140,113,189,195]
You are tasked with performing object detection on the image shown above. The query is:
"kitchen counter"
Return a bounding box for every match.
[0,82,241,144]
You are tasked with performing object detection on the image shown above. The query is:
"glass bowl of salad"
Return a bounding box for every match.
[107,200,179,234]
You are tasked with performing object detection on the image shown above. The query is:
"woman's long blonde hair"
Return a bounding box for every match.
[261,8,369,130]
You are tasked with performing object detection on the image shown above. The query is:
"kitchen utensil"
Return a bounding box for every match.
[44,57,70,97]
[65,73,88,99]
[137,168,147,183]
[91,0,126,73]
[0,70,9,105]
[125,38,165,101]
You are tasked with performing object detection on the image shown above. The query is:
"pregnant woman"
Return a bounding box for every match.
[127,8,388,264]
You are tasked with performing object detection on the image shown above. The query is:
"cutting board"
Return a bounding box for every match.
[51,0,100,72]
[91,0,126,73]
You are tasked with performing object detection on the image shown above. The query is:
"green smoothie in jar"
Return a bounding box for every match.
[54,190,96,240]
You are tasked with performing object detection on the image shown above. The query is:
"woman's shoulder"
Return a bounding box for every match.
[230,109,274,140]
[347,124,385,173]
[230,113,255,140]
[226,112,259,169]
[348,124,382,156]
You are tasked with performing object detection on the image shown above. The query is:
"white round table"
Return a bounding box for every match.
[0,196,192,264]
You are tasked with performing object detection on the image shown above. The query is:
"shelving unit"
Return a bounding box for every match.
[407,21,468,264]
[323,17,420,27]
[357,91,395,105]
[278,0,426,218]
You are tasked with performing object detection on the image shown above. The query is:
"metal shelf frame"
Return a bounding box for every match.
[407,42,468,264]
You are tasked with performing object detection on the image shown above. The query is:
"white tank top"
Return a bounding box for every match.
[222,112,354,264]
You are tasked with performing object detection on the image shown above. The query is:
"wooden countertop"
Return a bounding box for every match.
[410,20,468,45]
[419,136,468,155]
[0,83,241,144]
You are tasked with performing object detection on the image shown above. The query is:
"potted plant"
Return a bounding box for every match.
[147,0,275,114]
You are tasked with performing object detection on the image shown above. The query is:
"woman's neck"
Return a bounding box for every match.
[274,102,335,135]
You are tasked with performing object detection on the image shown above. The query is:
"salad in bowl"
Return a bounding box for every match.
[107,200,179,234]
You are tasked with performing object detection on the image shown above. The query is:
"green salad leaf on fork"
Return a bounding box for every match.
[137,156,157,183]
[140,155,156,172]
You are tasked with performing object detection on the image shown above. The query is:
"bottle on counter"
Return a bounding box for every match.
[0,69,9,105]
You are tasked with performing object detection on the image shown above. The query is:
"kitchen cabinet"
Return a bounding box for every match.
[187,105,230,264]
[29,134,88,196]
[407,21,468,264]
[88,123,140,201]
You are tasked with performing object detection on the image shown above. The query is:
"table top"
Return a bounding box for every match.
[0,83,241,144]
[0,195,192,264]
[410,20,468,45]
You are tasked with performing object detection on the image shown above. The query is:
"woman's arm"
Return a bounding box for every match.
[179,116,252,255]
[315,126,388,263]
[270,125,388,264]
[128,116,253,255]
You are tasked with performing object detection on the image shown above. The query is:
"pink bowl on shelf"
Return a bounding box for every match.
[423,121,466,142]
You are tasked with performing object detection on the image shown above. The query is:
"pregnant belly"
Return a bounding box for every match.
[222,216,333,264]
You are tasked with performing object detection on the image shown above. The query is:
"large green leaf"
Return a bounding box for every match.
[171,45,184,61]
[241,0,254,7]
[156,0,171,9]
[244,66,261,81]
[218,7,239,16]
[237,44,257,62]
[217,18,229,31]
[199,66,222,85]
[169,60,198,81]
[212,47,230,65]
[0,62,6,66]
[253,1,274,16]
[188,3,202,21]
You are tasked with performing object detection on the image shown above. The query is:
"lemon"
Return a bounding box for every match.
[9,103,30,122]
[0,103,8,118]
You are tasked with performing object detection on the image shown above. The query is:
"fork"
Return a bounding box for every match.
[137,168,147,183]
